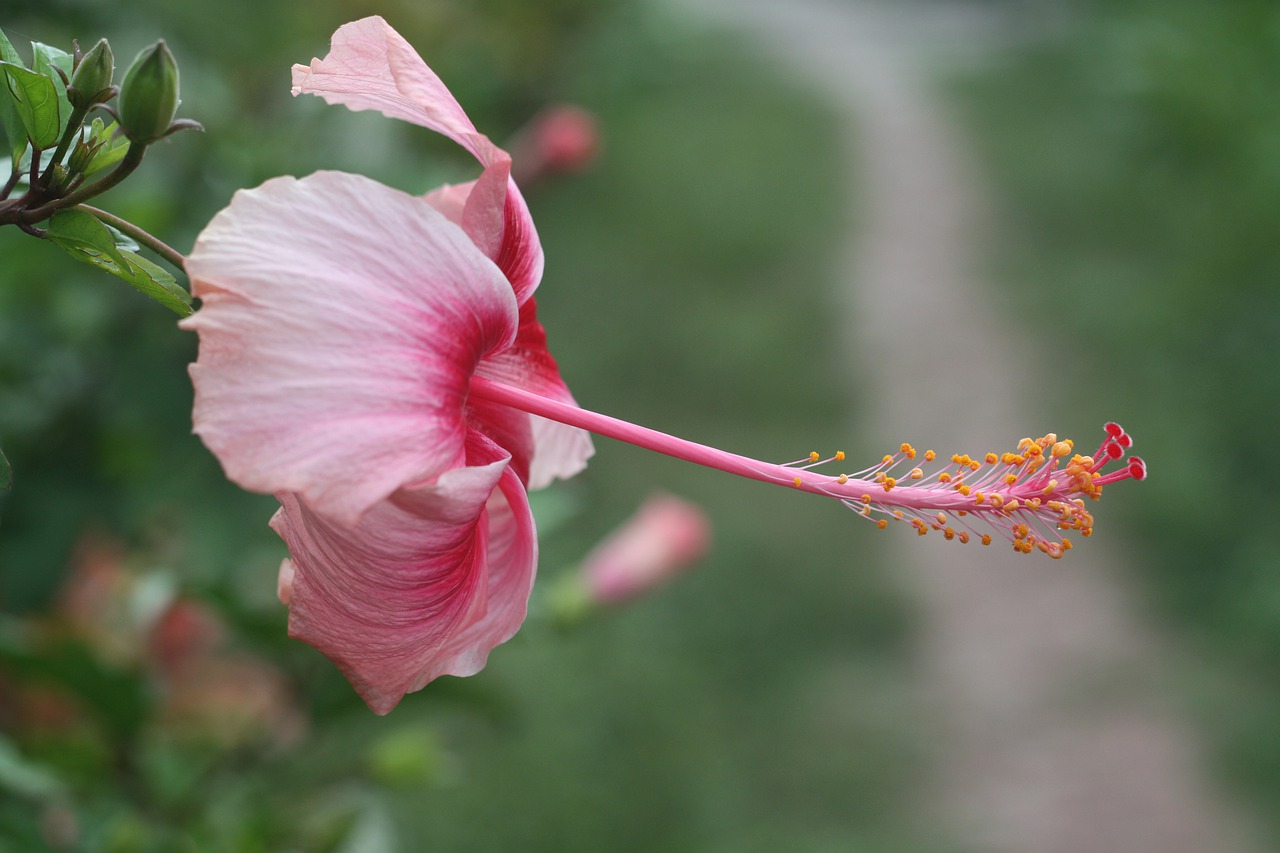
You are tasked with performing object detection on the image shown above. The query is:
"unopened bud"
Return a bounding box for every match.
[119,40,179,143]
[67,138,99,174]
[69,38,115,110]
[581,493,711,605]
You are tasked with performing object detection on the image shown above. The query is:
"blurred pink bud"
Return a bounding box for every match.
[581,494,711,605]
[146,598,226,677]
[510,104,600,186]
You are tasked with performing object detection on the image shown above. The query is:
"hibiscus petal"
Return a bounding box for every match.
[183,171,518,527]
[290,15,502,166]
[271,432,535,714]
[473,298,594,489]
[421,456,537,679]
[291,16,544,303]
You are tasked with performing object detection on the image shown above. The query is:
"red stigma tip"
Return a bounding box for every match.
[1128,457,1147,481]
[1105,422,1124,438]
[1117,433,1133,448]
[1105,442,1124,459]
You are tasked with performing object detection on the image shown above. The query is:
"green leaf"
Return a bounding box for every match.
[0,737,64,800]
[1,61,62,149]
[46,209,192,316]
[0,29,30,167]
[31,43,73,143]
[84,118,129,176]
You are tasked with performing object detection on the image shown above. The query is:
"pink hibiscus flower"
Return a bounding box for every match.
[183,16,591,713]
[184,17,1146,714]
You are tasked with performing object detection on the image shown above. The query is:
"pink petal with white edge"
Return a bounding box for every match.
[473,298,594,489]
[272,433,536,714]
[291,16,544,303]
[183,171,517,527]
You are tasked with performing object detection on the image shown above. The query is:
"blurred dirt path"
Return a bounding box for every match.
[672,0,1259,850]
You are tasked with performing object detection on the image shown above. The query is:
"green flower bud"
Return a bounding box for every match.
[67,138,100,174]
[69,38,115,110]
[119,40,179,144]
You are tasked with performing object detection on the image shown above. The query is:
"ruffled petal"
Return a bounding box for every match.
[183,171,517,527]
[290,15,502,166]
[272,432,535,714]
[419,456,537,679]
[473,298,594,488]
[291,15,544,304]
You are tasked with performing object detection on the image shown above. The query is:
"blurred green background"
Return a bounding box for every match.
[1,0,1278,850]
[953,0,1280,838]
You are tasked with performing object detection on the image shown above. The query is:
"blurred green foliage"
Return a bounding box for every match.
[955,0,1280,840]
[1,1,934,850]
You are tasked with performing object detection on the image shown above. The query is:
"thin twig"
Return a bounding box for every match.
[79,203,188,274]
[20,142,145,223]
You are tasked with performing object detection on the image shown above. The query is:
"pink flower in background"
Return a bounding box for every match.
[183,16,591,713]
[582,494,711,605]
[509,104,601,186]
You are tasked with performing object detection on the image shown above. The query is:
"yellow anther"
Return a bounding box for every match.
[939,472,953,483]
[901,443,917,459]
[916,525,928,536]
[958,531,970,544]
[835,451,845,461]
[989,493,1005,509]
[860,494,872,504]
[892,510,904,519]
[793,476,803,487]
[909,468,924,480]
[859,505,870,516]
[882,455,894,465]
[809,451,820,462]
[876,519,888,530]
[973,492,985,505]
[1062,538,1073,551]
[944,528,956,541]
[1026,498,1041,510]
[935,512,948,526]
[1005,499,1021,512]
[1005,473,1018,486]
[980,534,992,546]
[836,473,849,485]
[1015,523,1030,539]
[924,450,936,462]
[875,472,887,483]
[1018,438,1034,452]
[957,484,971,496]
[1051,441,1072,458]
[882,477,897,492]
[1041,479,1058,495]
[985,452,998,465]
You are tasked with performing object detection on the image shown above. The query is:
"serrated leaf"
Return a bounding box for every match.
[31,43,73,144]
[1,61,61,149]
[46,209,192,316]
[84,118,129,176]
[0,29,30,167]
